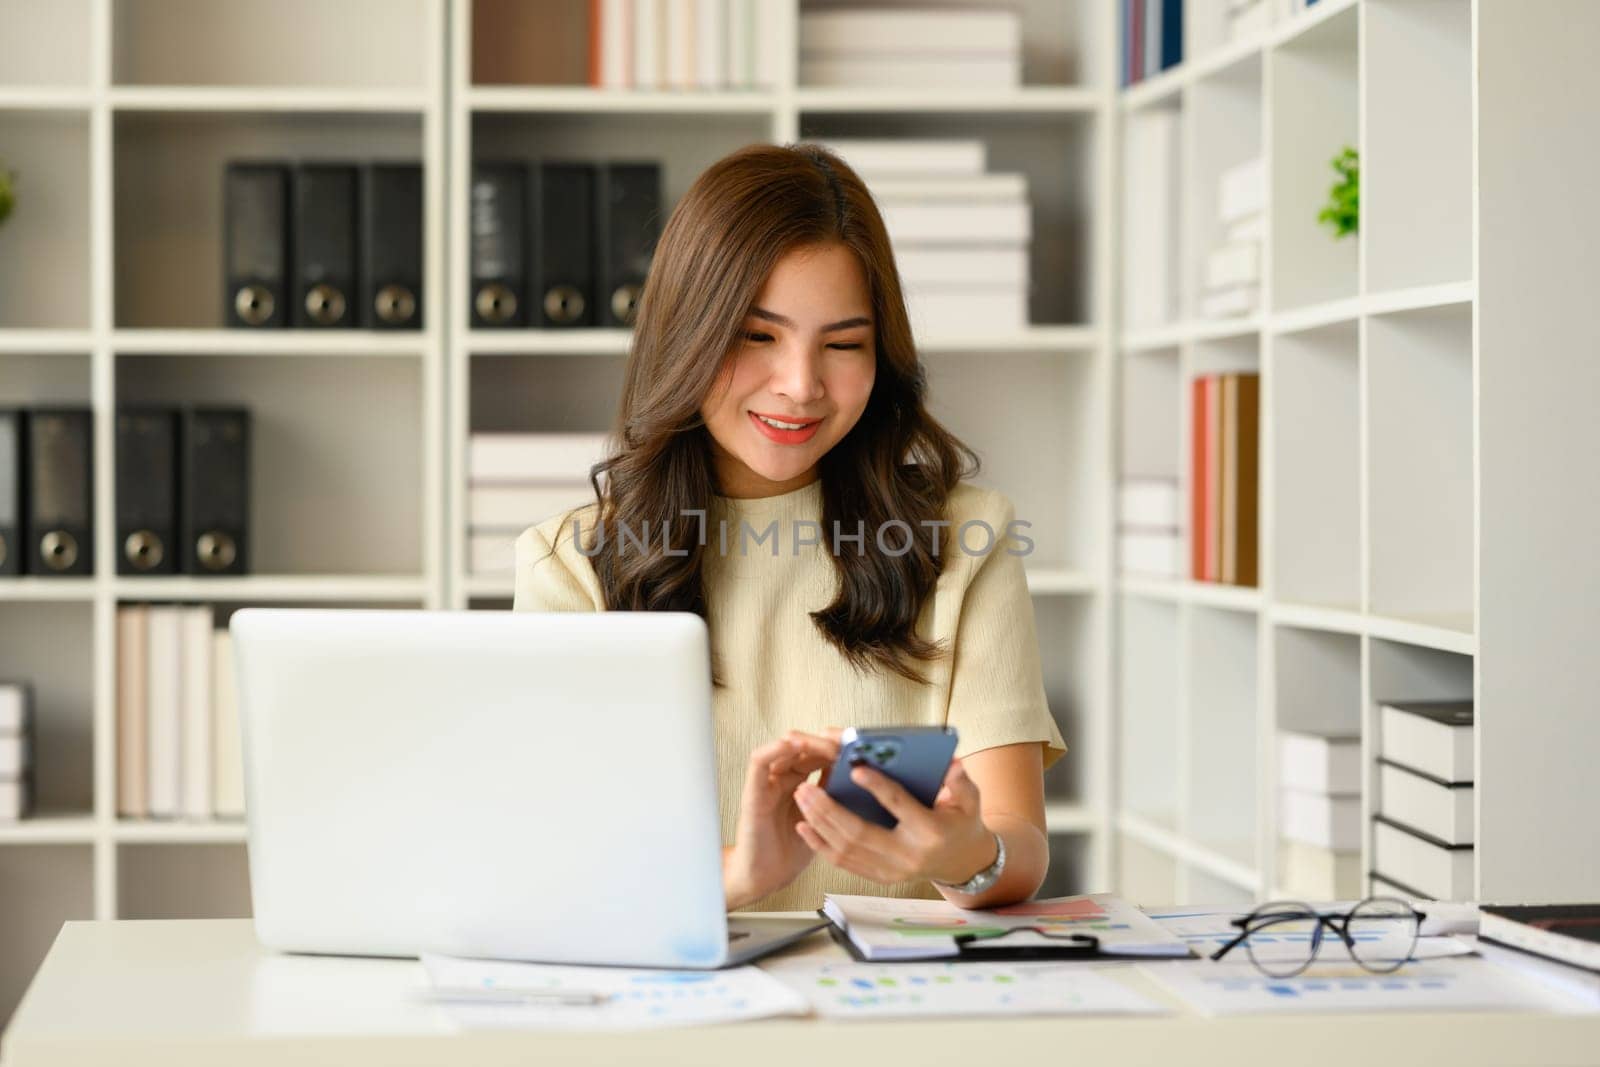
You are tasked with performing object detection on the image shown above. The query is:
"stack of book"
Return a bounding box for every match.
[1122,108,1181,330]
[821,140,1031,337]
[801,7,1020,89]
[1200,157,1264,320]
[467,432,609,576]
[0,683,33,822]
[115,606,244,821]
[1118,478,1181,578]
[1276,729,1362,898]
[1372,699,1475,900]
[1227,0,1271,41]
[1120,0,1184,87]
[588,0,784,91]
[1189,372,1259,585]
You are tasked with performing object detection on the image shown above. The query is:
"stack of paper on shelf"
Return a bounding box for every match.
[1189,373,1259,584]
[1120,0,1185,87]
[467,432,608,576]
[820,140,1032,337]
[1276,729,1361,898]
[1200,157,1264,320]
[801,8,1021,89]
[584,0,785,91]
[0,682,34,821]
[1118,477,1182,578]
[115,605,244,821]
[1227,0,1271,42]
[1122,108,1182,330]
[1373,700,1475,900]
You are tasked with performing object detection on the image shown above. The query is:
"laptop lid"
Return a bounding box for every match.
[232,608,731,968]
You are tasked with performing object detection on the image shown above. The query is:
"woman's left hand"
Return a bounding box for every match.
[792,757,997,886]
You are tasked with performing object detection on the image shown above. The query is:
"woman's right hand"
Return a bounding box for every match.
[723,730,840,910]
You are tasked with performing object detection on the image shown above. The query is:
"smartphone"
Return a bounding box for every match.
[822,726,958,829]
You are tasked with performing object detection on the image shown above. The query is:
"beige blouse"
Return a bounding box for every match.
[513,478,1066,911]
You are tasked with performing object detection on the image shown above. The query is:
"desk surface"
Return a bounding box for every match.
[5,919,1599,1067]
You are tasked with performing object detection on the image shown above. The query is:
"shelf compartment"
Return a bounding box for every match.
[0,111,91,330]
[113,111,423,330]
[1366,304,1473,628]
[801,110,1097,329]
[0,845,93,1027]
[112,0,430,92]
[1121,101,1184,332]
[1267,2,1358,312]
[0,351,91,408]
[1185,50,1263,324]
[1118,596,1180,829]
[0,603,94,816]
[1183,605,1258,870]
[1036,597,1097,807]
[0,0,92,90]
[1186,0,1274,70]
[1362,0,1472,293]
[926,351,1102,575]
[1121,346,1181,484]
[117,354,425,577]
[1273,622,1362,739]
[116,843,252,919]
[1271,320,1359,610]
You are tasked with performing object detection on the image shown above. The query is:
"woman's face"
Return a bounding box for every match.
[700,242,877,498]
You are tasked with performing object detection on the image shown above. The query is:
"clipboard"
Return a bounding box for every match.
[819,911,1194,963]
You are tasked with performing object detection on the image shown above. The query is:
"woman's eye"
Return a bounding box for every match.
[743,331,772,343]
[828,343,863,351]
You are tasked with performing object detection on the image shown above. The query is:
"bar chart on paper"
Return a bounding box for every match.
[760,959,1167,1019]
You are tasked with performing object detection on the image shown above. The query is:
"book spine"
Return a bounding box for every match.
[1190,375,1206,580]
[180,605,213,820]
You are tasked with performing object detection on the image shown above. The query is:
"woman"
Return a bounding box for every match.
[514,143,1065,912]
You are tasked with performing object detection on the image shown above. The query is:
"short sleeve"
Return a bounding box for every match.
[512,511,606,614]
[943,490,1068,770]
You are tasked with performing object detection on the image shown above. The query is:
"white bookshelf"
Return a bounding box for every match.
[1111,0,1600,910]
[0,0,1118,1032]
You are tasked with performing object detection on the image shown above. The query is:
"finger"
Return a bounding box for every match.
[935,758,981,810]
[849,765,933,830]
[784,731,841,762]
[794,782,897,857]
[796,821,901,884]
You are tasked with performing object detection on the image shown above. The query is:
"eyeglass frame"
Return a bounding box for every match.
[1209,896,1429,977]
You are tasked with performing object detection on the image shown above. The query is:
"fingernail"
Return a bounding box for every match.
[851,767,869,783]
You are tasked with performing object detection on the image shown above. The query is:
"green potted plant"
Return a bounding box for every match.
[1318,146,1358,238]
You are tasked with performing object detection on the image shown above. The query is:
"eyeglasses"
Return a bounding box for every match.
[1210,897,1427,977]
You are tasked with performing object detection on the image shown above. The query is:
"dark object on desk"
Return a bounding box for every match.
[0,409,22,575]
[597,162,661,327]
[532,161,597,328]
[1480,904,1600,973]
[25,409,93,576]
[224,162,290,328]
[116,408,180,575]
[363,163,423,329]
[823,726,957,830]
[293,164,359,328]
[470,161,526,328]
[181,408,250,576]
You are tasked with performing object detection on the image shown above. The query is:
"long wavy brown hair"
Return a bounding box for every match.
[549,142,979,685]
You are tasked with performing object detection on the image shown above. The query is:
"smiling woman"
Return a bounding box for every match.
[514,143,1065,913]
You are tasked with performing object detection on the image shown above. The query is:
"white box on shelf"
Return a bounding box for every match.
[801,9,1020,55]
[1219,157,1265,223]
[1119,530,1183,578]
[1123,109,1182,329]
[1226,213,1265,244]
[817,140,987,179]
[1279,788,1361,850]
[212,630,245,820]
[1119,479,1181,529]
[0,684,29,732]
[146,604,183,820]
[1379,700,1473,784]
[1378,761,1474,846]
[0,734,28,777]
[467,433,611,486]
[1205,240,1262,290]
[801,56,1018,90]
[904,287,1028,336]
[1198,285,1258,319]
[869,173,1028,205]
[895,245,1029,289]
[878,199,1031,244]
[0,779,29,822]
[469,485,595,530]
[694,0,727,90]
[1277,837,1362,900]
[1373,817,1475,901]
[1277,730,1361,795]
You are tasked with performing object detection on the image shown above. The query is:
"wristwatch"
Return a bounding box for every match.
[934,832,1006,895]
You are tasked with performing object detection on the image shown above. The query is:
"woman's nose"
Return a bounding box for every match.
[770,342,826,402]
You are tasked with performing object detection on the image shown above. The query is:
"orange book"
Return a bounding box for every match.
[1236,373,1260,587]
[1190,376,1207,580]
[1206,375,1222,583]
[1221,374,1237,585]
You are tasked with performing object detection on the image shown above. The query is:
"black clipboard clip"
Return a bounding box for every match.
[953,927,1103,960]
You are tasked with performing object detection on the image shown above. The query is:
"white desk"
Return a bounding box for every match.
[5,919,1599,1066]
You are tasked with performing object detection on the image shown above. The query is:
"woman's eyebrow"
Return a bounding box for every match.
[749,306,872,332]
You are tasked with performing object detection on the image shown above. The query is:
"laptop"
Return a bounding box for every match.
[230,608,825,968]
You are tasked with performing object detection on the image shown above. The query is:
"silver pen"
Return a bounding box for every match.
[421,985,611,1007]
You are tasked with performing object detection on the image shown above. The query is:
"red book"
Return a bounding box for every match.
[1191,375,1207,581]
[1131,0,1146,84]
